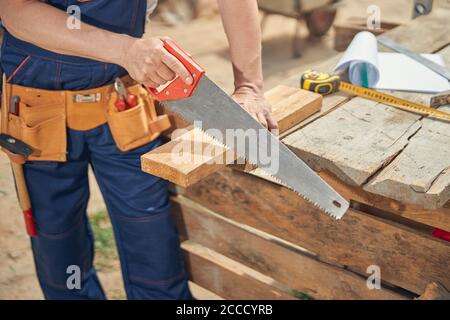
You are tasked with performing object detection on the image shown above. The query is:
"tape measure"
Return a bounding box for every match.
[301,70,450,121]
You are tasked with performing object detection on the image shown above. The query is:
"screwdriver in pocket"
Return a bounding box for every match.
[114,78,138,112]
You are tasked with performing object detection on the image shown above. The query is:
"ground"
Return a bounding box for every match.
[0,0,411,300]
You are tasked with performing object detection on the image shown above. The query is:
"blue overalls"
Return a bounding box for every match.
[1,0,192,300]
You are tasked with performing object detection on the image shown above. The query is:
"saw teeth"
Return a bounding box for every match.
[258,169,342,220]
[164,106,342,220]
[240,158,341,220]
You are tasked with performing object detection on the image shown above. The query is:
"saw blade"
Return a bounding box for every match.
[162,76,349,219]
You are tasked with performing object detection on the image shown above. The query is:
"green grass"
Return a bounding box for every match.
[290,290,312,300]
[89,210,118,271]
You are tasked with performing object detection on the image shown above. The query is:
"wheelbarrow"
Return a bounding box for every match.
[257,0,339,57]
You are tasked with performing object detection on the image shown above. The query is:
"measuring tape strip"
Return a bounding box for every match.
[300,70,450,122]
[339,82,450,121]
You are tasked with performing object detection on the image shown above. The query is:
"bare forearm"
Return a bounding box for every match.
[0,0,133,65]
[217,0,264,93]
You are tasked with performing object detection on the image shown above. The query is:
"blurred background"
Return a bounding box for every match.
[0,0,415,299]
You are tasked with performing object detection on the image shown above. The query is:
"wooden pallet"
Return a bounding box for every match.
[173,195,408,300]
[142,7,450,299]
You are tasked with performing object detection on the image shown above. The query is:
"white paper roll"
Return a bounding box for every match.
[334,31,380,87]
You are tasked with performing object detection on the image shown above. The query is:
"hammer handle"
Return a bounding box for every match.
[11,161,37,237]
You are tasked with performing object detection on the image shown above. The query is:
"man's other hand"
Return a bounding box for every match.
[232,87,278,132]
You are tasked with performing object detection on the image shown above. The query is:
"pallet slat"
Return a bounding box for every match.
[364,105,450,210]
[316,171,450,232]
[182,241,297,300]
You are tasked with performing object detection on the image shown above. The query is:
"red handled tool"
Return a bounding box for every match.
[0,134,37,237]
[114,78,138,112]
[147,40,205,102]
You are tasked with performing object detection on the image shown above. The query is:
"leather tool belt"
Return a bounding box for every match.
[0,75,171,162]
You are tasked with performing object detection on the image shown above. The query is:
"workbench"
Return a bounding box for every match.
[141,7,450,299]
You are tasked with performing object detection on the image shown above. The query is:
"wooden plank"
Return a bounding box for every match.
[184,169,450,295]
[182,241,297,300]
[236,163,450,231]
[318,171,450,232]
[142,87,322,187]
[142,127,235,187]
[364,105,450,209]
[377,7,450,53]
[417,282,450,300]
[189,282,224,300]
[268,86,323,133]
[284,96,423,186]
[363,44,450,209]
[173,196,408,300]
[280,91,352,138]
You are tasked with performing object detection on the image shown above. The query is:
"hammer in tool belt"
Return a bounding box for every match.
[0,134,37,236]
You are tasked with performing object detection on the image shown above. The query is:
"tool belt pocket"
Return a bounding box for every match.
[12,102,67,161]
[107,85,163,152]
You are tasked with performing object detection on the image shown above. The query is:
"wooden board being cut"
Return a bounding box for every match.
[142,86,322,187]
[269,86,324,133]
[142,127,235,187]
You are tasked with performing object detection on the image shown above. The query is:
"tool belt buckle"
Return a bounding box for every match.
[73,93,102,104]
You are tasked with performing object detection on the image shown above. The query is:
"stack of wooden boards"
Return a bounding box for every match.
[142,8,450,300]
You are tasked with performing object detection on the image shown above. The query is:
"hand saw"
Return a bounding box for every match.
[148,40,349,219]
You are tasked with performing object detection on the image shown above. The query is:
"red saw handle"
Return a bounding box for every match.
[148,39,205,102]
